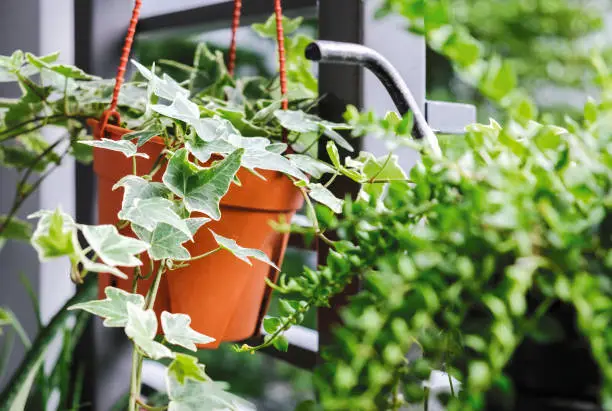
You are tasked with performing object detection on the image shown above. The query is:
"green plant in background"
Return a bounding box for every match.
[380,0,611,122]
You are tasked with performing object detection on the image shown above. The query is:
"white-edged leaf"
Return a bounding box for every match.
[161,312,215,351]
[167,366,255,411]
[210,230,278,270]
[81,225,149,267]
[168,354,208,385]
[79,254,128,279]
[125,302,174,360]
[28,208,78,262]
[132,60,189,101]
[141,218,210,261]
[79,138,149,159]
[163,148,243,220]
[69,287,145,327]
[274,110,354,152]
[113,175,171,211]
[308,183,344,213]
[287,154,336,179]
[151,93,200,125]
[119,197,192,240]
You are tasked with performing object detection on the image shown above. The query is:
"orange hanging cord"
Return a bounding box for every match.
[229,0,288,111]
[274,0,289,111]
[228,0,242,76]
[98,0,143,136]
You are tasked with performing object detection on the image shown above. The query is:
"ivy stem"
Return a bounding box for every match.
[189,247,221,262]
[132,156,138,175]
[136,399,168,411]
[129,261,166,411]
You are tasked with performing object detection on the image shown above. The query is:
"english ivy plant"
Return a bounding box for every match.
[1,13,411,411]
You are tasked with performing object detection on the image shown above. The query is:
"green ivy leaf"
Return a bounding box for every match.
[132,60,189,101]
[161,312,215,351]
[80,225,149,267]
[113,175,172,211]
[210,230,278,270]
[79,138,149,159]
[69,287,145,327]
[252,15,303,39]
[28,208,77,261]
[286,154,336,179]
[167,366,254,411]
[326,141,341,169]
[272,335,289,352]
[25,52,96,80]
[125,302,174,360]
[0,216,32,243]
[275,110,354,152]
[119,197,192,240]
[136,218,210,261]
[168,353,208,385]
[121,126,162,147]
[308,183,344,213]
[163,148,243,220]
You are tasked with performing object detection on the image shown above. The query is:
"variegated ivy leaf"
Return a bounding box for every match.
[167,366,255,411]
[186,123,307,181]
[79,139,149,159]
[134,218,210,261]
[308,183,344,213]
[28,208,78,262]
[119,197,192,240]
[151,93,200,125]
[69,287,145,327]
[168,354,208,385]
[26,52,97,80]
[161,312,215,351]
[125,302,174,360]
[359,152,408,199]
[113,175,172,211]
[132,60,189,102]
[274,109,354,152]
[121,125,162,148]
[81,225,149,267]
[210,230,278,270]
[286,154,336,179]
[163,148,243,220]
[28,209,129,278]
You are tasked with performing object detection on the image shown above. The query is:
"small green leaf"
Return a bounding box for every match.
[252,15,303,39]
[263,317,281,334]
[161,311,215,351]
[79,139,149,159]
[210,230,278,269]
[168,354,207,385]
[29,208,77,261]
[125,303,174,360]
[0,216,32,242]
[272,335,289,352]
[80,225,149,267]
[308,183,344,213]
[69,287,145,327]
[163,148,243,220]
[326,141,341,169]
[121,126,161,147]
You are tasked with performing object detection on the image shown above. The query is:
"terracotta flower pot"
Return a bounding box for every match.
[89,119,303,348]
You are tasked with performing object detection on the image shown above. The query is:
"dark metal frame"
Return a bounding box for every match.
[73,0,475,405]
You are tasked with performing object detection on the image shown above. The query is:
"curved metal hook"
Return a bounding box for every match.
[306,40,440,156]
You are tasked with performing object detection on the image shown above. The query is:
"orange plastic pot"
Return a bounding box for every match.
[89,120,303,348]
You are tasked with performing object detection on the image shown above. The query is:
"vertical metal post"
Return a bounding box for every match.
[316,0,364,350]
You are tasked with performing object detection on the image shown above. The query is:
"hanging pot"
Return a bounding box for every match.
[89,119,303,348]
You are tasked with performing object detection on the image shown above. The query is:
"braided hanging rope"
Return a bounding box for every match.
[274,0,288,111]
[99,0,143,135]
[228,0,242,76]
